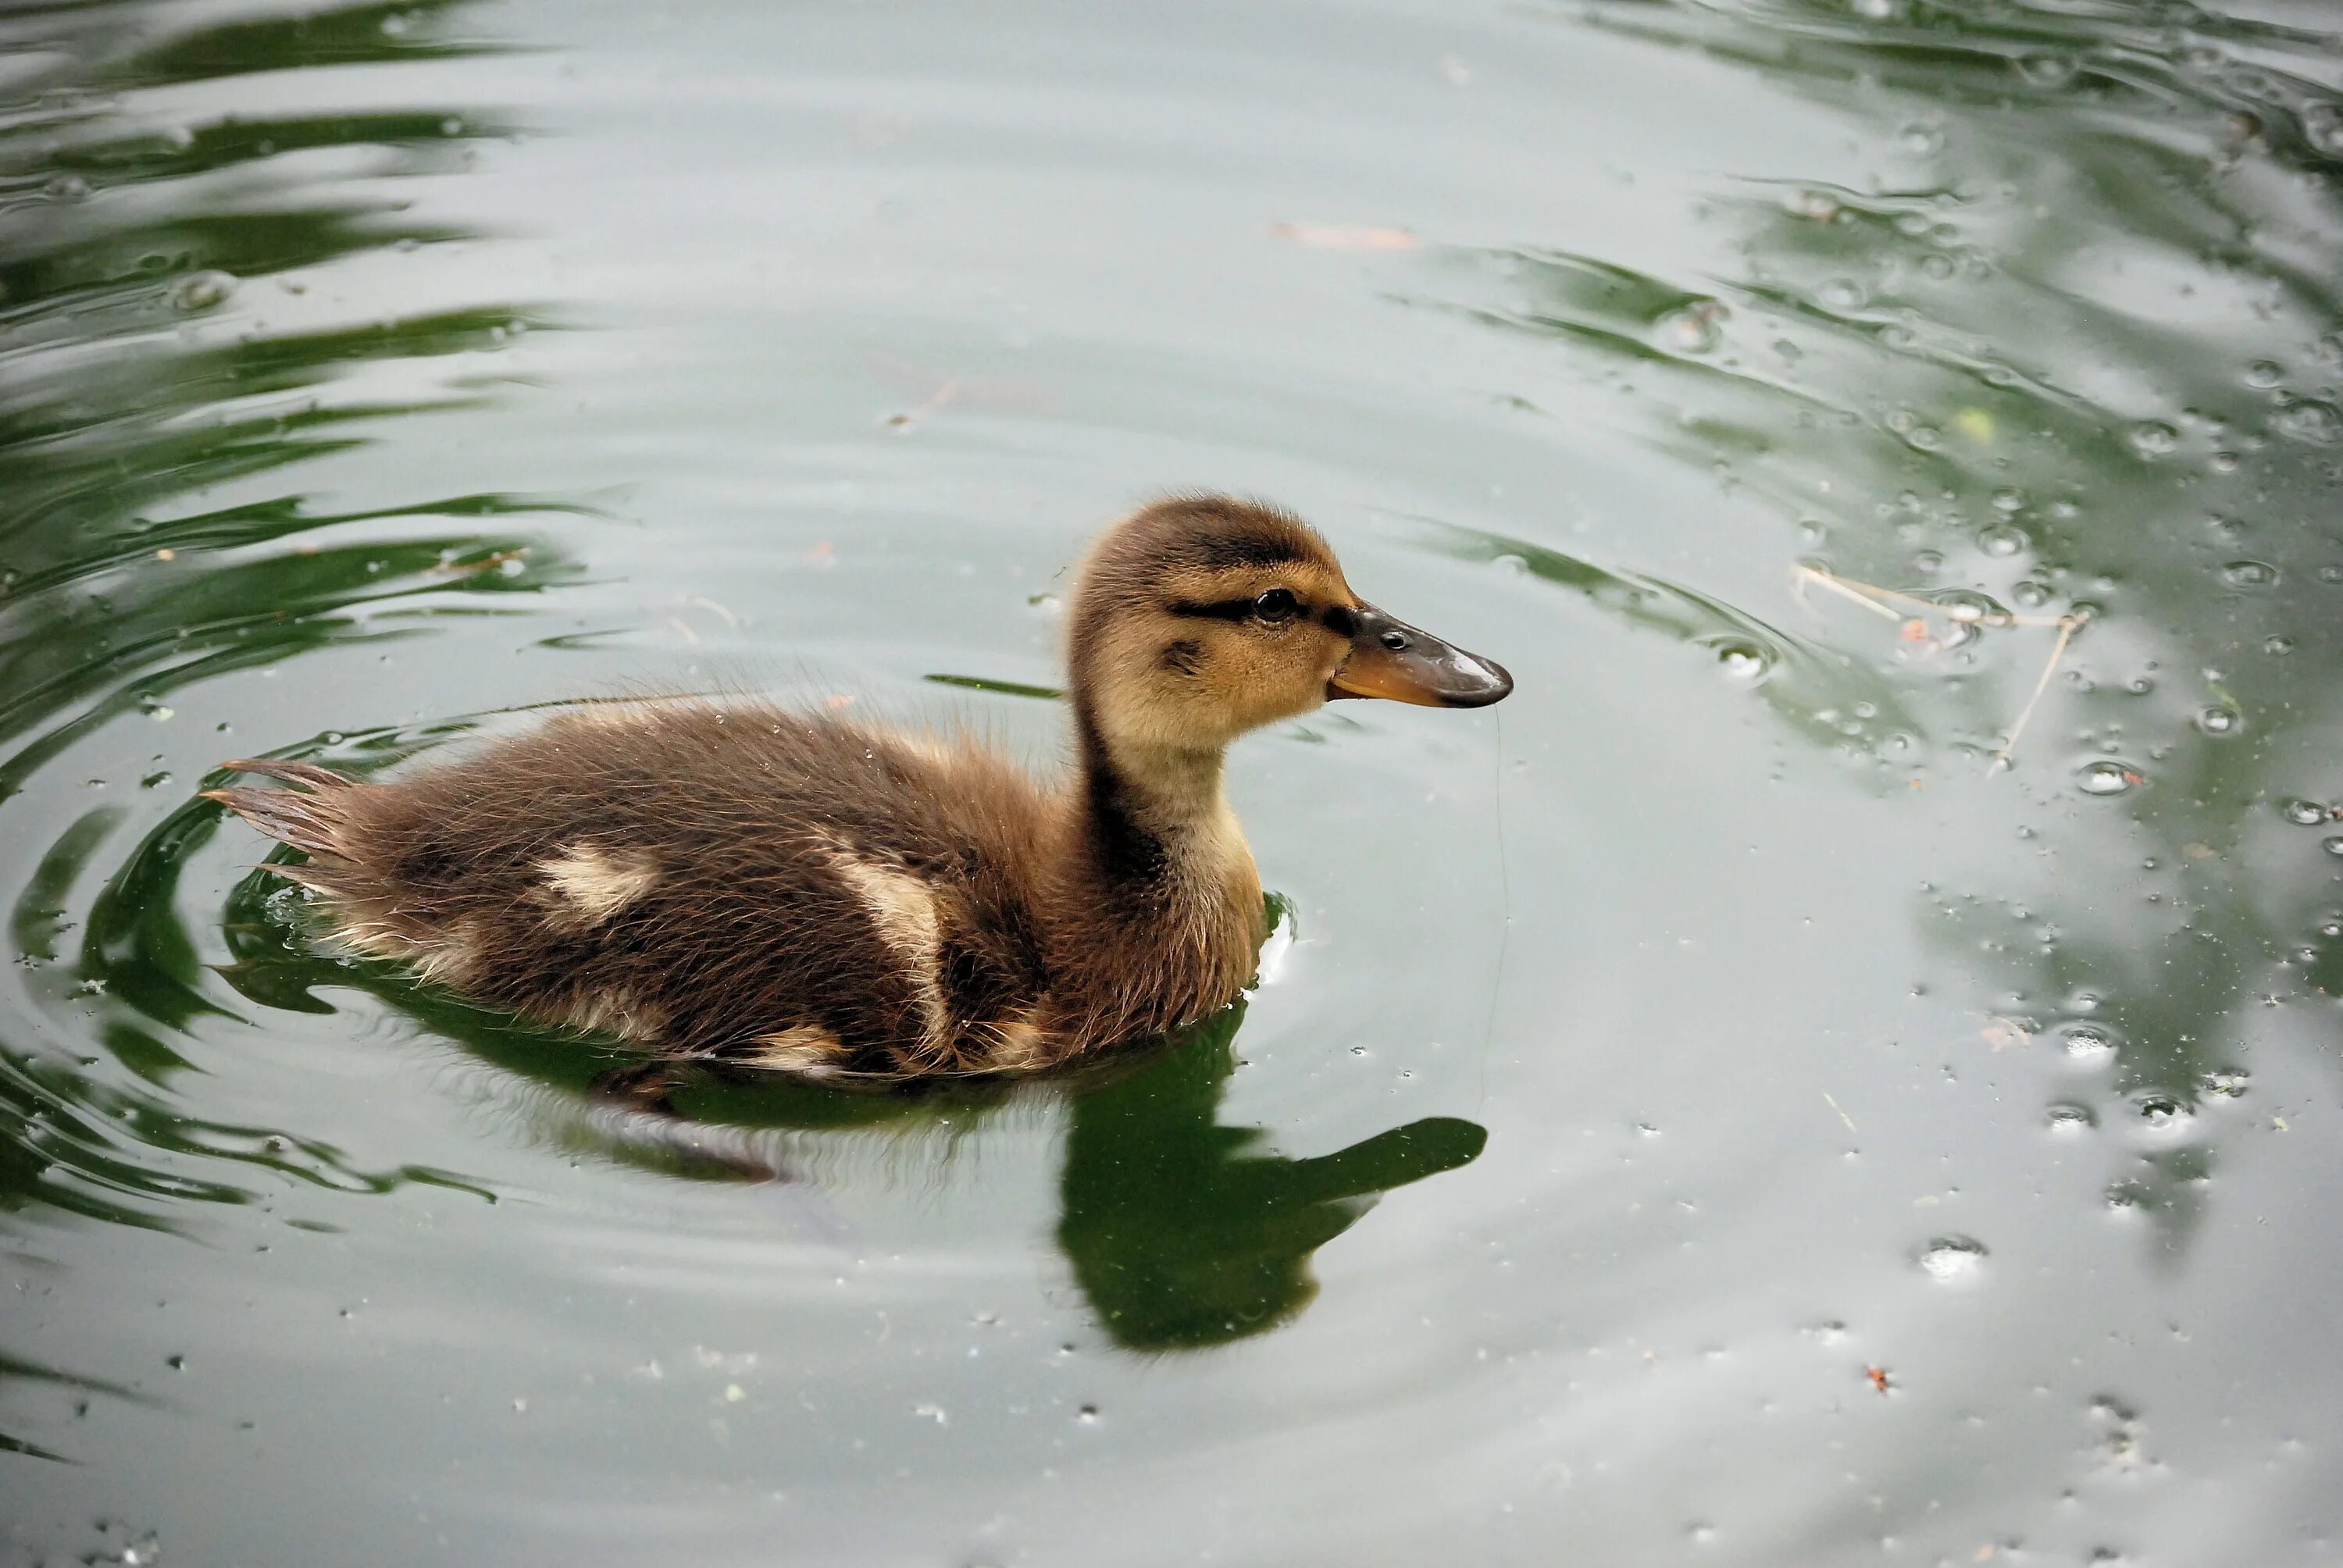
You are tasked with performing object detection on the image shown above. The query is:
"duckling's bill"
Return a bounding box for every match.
[1327,603,1513,708]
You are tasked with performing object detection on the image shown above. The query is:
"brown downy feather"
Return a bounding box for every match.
[204,759,355,857]
[205,494,1509,1078]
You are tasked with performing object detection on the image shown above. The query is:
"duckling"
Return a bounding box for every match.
[206,495,1511,1078]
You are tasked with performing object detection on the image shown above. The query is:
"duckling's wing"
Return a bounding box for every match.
[206,707,1057,1075]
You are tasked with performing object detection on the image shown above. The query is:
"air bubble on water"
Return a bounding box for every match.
[1818,277,1867,311]
[2012,579,2050,608]
[2245,360,2284,389]
[2195,707,2239,736]
[1705,637,1771,681]
[2283,799,2329,826]
[2076,761,2137,796]
[45,173,91,202]
[2306,104,2343,155]
[1916,1235,1987,1283]
[2274,398,2342,445]
[2323,836,2343,858]
[2060,1022,2120,1064]
[2017,53,2074,86]
[1656,300,1727,354]
[169,270,235,312]
[1897,122,1944,156]
[1930,589,2003,625]
[1979,525,2027,557]
[2046,1103,2095,1135]
[2222,559,2277,588]
[1077,1404,1100,1424]
[2127,422,2178,457]
[2131,1091,2192,1131]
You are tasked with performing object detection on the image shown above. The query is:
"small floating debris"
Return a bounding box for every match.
[1270,222,1420,251]
[1981,1016,2031,1050]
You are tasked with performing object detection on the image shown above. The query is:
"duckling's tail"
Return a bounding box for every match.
[201,758,357,859]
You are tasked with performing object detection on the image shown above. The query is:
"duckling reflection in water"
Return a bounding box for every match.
[256,972,1487,1351]
[205,496,1510,1078]
[598,1010,1489,1349]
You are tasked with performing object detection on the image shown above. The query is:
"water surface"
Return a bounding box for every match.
[4,0,2341,1562]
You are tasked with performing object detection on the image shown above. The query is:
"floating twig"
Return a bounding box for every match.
[1795,565,1902,621]
[1990,611,2081,772]
[886,379,960,429]
[1793,565,2064,628]
[1793,565,2084,772]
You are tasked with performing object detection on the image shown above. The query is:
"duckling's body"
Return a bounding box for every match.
[209,497,1510,1078]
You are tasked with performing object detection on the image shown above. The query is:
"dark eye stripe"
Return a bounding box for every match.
[1168,597,1265,622]
[1320,604,1358,636]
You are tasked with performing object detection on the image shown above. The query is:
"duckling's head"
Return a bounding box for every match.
[1067,495,1511,762]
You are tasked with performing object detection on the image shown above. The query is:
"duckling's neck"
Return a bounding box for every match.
[1045,704,1264,1046]
[1069,708,1248,896]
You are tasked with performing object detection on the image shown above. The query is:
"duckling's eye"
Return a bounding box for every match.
[1252,588,1300,623]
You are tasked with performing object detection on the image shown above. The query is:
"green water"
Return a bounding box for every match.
[4,0,2341,1561]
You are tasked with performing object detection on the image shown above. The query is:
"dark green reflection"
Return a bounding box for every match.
[213,863,1486,1349]
[0,0,583,1465]
[1058,1013,1485,1350]
[0,0,576,803]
